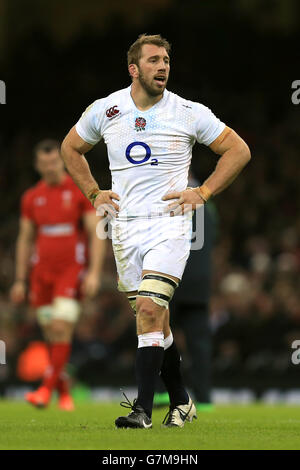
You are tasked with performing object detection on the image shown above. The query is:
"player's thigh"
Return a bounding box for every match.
[29,267,54,327]
[54,263,83,301]
[137,231,189,333]
[111,219,143,293]
[142,214,192,281]
[52,264,83,325]
[143,240,191,283]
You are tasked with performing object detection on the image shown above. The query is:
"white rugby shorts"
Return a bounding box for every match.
[110,213,192,292]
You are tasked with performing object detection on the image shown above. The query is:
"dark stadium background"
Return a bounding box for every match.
[0,0,300,401]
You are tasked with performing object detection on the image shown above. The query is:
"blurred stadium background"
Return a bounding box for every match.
[0,0,299,403]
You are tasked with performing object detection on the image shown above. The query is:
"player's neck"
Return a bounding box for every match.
[130,82,164,111]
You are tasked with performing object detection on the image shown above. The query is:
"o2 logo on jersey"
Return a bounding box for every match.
[125,141,158,166]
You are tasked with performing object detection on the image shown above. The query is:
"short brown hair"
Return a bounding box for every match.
[127,34,171,66]
[33,139,60,158]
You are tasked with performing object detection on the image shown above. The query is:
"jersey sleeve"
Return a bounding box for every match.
[21,191,34,221]
[75,99,105,145]
[194,103,226,146]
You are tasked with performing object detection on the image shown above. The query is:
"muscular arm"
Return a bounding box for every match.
[163,126,251,215]
[61,126,99,198]
[61,126,120,215]
[205,126,251,196]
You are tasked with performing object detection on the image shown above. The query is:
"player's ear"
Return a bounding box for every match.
[128,63,138,79]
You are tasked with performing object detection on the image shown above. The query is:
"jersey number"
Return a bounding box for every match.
[125,142,158,166]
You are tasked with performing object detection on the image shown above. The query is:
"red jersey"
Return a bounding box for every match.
[21,174,94,269]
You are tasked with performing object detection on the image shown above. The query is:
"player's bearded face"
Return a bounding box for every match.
[137,67,169,96]
[136,46,170,97]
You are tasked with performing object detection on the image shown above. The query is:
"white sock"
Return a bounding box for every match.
[138,331,164,348]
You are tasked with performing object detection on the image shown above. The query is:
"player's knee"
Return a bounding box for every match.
[136,297,155,317]
[136,297,165,329]
[50,319,73,341]
[50,298,80,339]
[52,297,81,323]
[50,318,68,335]
[138,272,178,309]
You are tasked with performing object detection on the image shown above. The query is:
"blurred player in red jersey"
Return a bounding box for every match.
[10,139,105,410]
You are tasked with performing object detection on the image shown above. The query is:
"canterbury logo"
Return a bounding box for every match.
[106,105,119,119]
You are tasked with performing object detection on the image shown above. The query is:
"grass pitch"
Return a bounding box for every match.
[0,401,300,450]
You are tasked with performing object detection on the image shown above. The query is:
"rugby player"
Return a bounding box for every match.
[10,140,105,410]
[61,34,251,427]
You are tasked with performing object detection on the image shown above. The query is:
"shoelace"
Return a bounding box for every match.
[119,391,137,414]
[162,403,192,425]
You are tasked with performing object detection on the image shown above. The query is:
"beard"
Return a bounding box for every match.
[138,69,167,97]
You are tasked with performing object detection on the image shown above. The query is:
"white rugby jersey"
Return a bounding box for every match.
[76,86,225,218]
